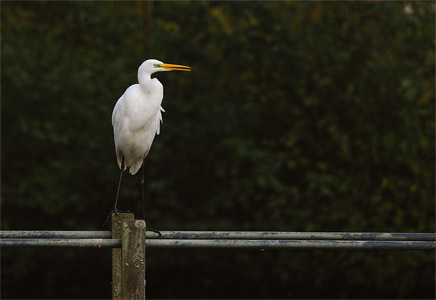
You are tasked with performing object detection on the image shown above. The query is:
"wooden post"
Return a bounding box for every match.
[122,219,146,300]
[112,213,134,300]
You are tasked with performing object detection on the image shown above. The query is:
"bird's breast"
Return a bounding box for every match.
[122,85,162,132]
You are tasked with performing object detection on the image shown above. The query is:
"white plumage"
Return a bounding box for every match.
[112,59,190,175]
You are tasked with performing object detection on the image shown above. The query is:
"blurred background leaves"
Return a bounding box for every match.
[1,1,435,299]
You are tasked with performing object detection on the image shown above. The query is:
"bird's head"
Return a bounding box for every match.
[139,59,191,75]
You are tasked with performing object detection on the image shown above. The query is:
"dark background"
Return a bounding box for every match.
[1,1,435,299]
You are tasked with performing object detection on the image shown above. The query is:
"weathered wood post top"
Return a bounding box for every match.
[111,213,146,300]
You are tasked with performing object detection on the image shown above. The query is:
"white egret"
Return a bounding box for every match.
[106,59,191,223]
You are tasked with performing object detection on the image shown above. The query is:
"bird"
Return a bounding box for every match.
[105,59,191,225]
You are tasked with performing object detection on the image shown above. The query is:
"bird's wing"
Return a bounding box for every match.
[112,96,124,128]
[154,106,165,135]
[112,96,125,169]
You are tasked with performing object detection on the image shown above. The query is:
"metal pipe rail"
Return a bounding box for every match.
[0,231,112,239]
[1,214,435,300]
[147,231,436,241]
[1,238,434,250]
[1,231,435,249]
[1,230,435,240]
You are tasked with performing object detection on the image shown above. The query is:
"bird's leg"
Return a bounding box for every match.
[113,161,126,214]
[141,156,146,221]
[102,158,127,227]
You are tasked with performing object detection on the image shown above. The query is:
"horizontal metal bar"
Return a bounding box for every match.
[147,239,436,250]
[1,239,434,250]
[1,231,434,241]
[145,231,436,241]
[0,231,112,239]
[0,239,120,248]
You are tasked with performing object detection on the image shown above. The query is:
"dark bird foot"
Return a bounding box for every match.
[148,228,162,237]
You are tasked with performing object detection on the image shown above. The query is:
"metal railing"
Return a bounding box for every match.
[1,213,435,299]
[1,230,435,249]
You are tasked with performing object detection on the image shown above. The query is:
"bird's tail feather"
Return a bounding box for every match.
[116,150,124,170]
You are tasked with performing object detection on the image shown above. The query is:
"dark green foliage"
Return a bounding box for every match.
[1,1,434,298]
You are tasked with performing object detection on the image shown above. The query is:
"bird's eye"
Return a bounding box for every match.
[153,64,161,68]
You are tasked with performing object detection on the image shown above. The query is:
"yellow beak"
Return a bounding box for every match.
[160,63,191,71]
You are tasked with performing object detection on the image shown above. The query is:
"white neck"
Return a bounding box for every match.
[138,71,153,92]
[137,70,164,110]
